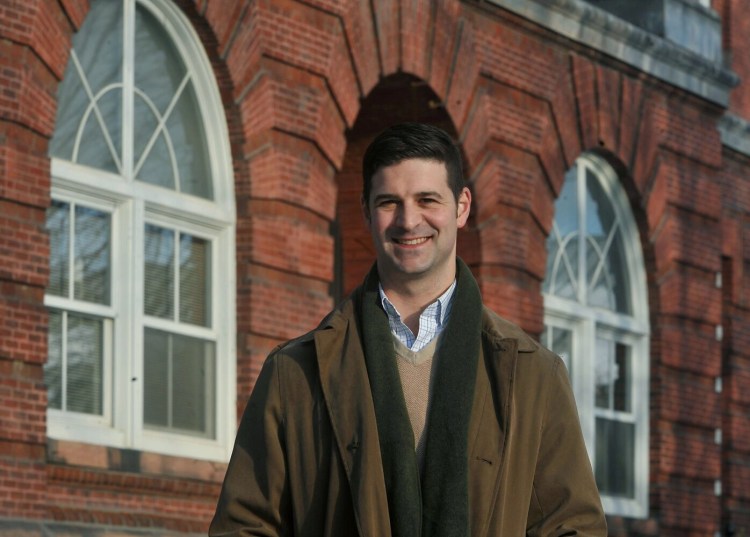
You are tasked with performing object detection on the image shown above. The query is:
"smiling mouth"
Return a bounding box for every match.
[393,237,429,245]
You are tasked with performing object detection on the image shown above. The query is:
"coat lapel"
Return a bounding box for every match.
[314,304,391,537]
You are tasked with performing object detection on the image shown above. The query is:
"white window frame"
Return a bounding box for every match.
[46,0,236,462]
[543,154,650,518]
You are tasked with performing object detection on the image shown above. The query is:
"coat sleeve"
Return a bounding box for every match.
[526,355,608,537]
[209,353,293,537]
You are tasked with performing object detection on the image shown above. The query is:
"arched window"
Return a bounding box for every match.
[45,0,235,461]
[542,154,650,518]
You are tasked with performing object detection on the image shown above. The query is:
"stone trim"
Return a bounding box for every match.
[719,113,750,157]
[486,0,738,106]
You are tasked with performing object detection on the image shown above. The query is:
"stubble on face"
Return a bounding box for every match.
[363,158,471,299]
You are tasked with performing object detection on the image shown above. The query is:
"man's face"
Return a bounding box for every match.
[363,158,471,290]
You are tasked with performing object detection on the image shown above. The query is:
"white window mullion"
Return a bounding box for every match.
[111,198,134,444]
[167,334,174,429]
[102,318,114,425]
[216,227,235,458]
[581,316,597,461]
[173,230,180,323]
[122,0,135,181]
[61,311,69,412]
[67,204,75,300]
[130,198,146,447]
[577,165,587,306]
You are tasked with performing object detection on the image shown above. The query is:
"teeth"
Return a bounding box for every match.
[396,237,428,245]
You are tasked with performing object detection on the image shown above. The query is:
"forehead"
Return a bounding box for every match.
[370,158,450,195]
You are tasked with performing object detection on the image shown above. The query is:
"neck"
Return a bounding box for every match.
[380,272,454,335]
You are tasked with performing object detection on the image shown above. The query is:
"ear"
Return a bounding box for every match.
[456,187,471,228]
[361,194,371,223]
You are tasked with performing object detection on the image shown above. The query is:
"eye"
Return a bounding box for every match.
[420,197,438,205]
[376,199,398,209]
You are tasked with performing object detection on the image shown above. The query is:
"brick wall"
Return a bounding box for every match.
[0,0,62,522]
[0,0,748,535]
[720,147,750,534]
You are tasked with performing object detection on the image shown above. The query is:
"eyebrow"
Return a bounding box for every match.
[372,191,446,203]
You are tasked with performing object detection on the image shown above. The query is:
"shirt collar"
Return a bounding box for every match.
[378,280,457,327]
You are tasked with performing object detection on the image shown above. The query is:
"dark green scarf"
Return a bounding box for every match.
[358,259,482,537]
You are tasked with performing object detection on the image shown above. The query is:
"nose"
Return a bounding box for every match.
[395,202,421,230]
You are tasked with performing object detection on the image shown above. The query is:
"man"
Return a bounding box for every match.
[210,122,607,536]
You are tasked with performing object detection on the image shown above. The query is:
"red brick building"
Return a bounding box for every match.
[1,0,749,535]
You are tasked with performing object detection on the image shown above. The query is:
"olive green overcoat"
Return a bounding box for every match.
[210,292,607,537]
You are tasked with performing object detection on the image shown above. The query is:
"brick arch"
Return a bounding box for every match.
[334,72,463,300]
[202,0,479,368]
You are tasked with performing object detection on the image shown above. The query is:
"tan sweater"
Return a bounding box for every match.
[393,334,442,471]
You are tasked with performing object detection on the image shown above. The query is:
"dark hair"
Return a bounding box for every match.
[362,122,465,205]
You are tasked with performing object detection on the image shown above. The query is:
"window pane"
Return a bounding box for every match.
[179,233,211,326]
[45,310,63,410]
[143,328,169,427]
[172,333,215,435]
[133,97,174,189]
[144,224,175,319]
[76,88,122,173]
[552,236,578,301]
[74,206,111,305]
[595,417,635,498]
[544,168,579,300]
[49,0,123,172]
[614,342,632,412]
[168,82,212,199]
[134,3,187,116]
[595,338,632,412]
[586,170,630,314]
[542,326,573,376]
[554,167,579,238]
[135,124,175,190]
[47,201,70,298]
[143,328,215,437]
[66,313,104,415]
[133,3,212,199]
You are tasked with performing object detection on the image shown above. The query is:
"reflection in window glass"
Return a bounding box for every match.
[596,418,635,498]
[132,3,212,197]
[542,325,573,376]
[168,81,212,198]
[144,225,211,326]
[144,224,175,319]
[143,328,215,437]
[45,310,64,410]
[74,206,111,305]
[66,314,105,414]
[586,171,630,313]
[46,202,111,305]
[544,168,579,302]
[49,0,123,172]
[180,234,210,327]
[44,310,105,416]
[47,201,70,298]
[595,338,632,412]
